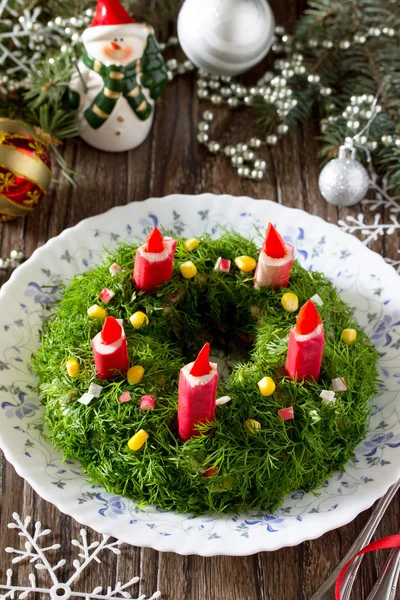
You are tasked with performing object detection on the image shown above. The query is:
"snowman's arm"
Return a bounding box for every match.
[140,34,168,100]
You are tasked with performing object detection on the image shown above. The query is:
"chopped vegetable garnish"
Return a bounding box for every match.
[99,288,115,304]
[127,366,145,384]
[215,395,231,406]
[128,429,149,451]
[87,304,107,320]
[258,376,276,396]
[310,293,323,306]
[119,391,131,403]
[235,255,257,272]
[140,395,156,410]
[129,311,149,329]
[66,358,80,378]
[78,392,94,406]
[184,238,199,251]
[214,257,231,273]
[180,261,197,279]
[88,383,102,397]
[320,390,336,404]
[332,377,348,392]
[109,263,122,277]
[278,407,294,421]
[341,328,357,344]
[245,419,261,434]
[281,292,299,312]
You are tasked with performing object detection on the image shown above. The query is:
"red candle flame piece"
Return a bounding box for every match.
[147,227,165,253]
[101,317,122,345]
[263,223,286,259]
[190,342,212,377]
[296,300,322,335]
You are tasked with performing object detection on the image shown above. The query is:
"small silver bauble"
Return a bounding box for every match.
[197,132,209,144]
[249,138,262,148]
[232,155,244,167]
[208,141,220,153]
[0,258,10,270]
[318,143,370,207]
[203,111,214,121]
[10,248,24,263]
[198,121,209,132]
[254,159,266,170]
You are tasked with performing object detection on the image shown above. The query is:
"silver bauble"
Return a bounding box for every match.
[177,0,275,76]
[318,145,370,207]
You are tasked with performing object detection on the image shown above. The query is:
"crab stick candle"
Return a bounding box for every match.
[133,227,177,292]
[285,300,324,382]
[254,223,294,289]
[92,317,129,380]
[178,342,218,442]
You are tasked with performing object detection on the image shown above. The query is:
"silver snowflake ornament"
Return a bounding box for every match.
[0,513,161,600]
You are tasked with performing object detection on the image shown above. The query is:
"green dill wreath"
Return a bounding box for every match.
[33,231,379,514]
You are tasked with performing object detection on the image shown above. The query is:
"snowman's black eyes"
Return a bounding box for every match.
[114,38,118,41]
[120,38,123,41]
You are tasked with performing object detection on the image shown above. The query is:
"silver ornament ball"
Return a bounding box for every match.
[318,145,370,207]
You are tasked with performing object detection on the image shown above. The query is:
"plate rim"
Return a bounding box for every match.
[0,193,399,556]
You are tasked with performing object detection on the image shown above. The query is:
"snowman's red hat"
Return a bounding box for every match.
[82,0,148,44]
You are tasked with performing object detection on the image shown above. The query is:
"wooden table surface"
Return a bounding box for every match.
[0,1,399,598]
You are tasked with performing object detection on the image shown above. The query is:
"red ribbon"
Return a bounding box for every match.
[335,534,400,600]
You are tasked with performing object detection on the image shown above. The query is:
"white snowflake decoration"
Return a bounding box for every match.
[0,514,161,600]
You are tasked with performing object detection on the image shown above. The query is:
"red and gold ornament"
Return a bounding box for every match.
[0,118,52,222]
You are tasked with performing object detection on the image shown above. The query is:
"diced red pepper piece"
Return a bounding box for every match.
[147,227,164,253]
[263,223,286,259]
[190,342,212,377]
[99,288,115,304]
[296,300,322,335]
[101,316,122,345]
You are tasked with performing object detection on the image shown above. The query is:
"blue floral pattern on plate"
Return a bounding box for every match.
[0,194,399,556]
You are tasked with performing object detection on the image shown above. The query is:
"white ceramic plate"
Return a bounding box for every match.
[0,194,399,556]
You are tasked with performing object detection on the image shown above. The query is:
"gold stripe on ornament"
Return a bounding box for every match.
[104,87,120,100]
[137,100,147,112]
[128,86,140,98]
[0,193,33,216]
[109,71,124,80]
[0,119,42,143]
[92,105,110,120]
[94,60,102,73]
[0,146,51,191]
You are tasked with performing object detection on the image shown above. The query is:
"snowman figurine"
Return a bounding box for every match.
[69,0,167,152]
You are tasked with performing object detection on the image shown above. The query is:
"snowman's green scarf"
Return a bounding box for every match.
[82,34,167,129]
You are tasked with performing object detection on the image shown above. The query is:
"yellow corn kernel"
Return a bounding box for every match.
[341,328,357,344]
[184,237,199,252]
[258,376,276,397]
[128,429,149,451]
[66,358,80,378]
[180,261,197,279]
[87,304,107,320]
[244,419,261,434]
[129,311,149,329]
[235,256,257,273]
[127,365,145,385]
[281,292,299,313]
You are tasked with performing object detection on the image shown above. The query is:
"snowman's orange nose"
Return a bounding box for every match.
[110,41,121,50]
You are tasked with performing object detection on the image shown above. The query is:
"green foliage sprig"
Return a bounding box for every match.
[32,231,379,514]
